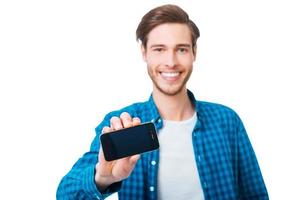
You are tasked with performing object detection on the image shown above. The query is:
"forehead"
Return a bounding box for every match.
[147,23,192,47]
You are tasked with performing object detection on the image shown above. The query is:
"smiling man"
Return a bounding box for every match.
[57,4,269,200]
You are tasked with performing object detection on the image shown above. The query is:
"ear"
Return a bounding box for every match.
[141,44,147,62]
[193,45,197,61]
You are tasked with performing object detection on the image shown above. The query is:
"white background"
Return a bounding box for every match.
[0,0,299,199]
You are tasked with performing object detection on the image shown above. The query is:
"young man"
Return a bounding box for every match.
[57,4,268,200]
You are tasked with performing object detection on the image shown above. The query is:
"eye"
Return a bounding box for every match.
[153,48,163,52]
[177,48,188,54]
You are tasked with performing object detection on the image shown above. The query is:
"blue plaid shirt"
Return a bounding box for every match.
[57,90,268,200]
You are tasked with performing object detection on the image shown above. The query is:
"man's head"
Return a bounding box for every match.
[136,4,200,53]
[136,4,200,96]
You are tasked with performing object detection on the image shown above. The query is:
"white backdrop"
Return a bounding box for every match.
[0,0,299,199]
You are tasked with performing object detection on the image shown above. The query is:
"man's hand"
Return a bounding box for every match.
[95,112,141,192]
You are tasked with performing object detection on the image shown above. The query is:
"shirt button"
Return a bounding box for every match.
[151,119,155,123]
[158,118,162,123]
[149,186,155,192]
[203,182,207,188]
[151,160,156,166]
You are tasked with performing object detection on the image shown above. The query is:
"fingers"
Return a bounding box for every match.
[102,126,112,134]
[132,117,141,126]
[103,112,141,133]
[110,112,141,130]
[120,112,132,128]
[110,116,123,130]
[129,154,140,164]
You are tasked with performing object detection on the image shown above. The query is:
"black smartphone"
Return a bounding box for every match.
[100,122,159,161]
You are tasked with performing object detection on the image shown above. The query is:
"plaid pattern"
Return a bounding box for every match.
[57,90,268,200]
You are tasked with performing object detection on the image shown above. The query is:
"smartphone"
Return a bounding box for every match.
[100,122,159,161]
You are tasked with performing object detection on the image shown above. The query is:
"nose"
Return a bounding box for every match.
[164,51,177,68]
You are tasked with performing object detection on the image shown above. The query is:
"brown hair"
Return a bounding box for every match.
[136,4,200,50]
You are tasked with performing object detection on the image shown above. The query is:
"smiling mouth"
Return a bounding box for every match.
[159,72,181,82]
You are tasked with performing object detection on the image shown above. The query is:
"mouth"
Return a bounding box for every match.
[159,71,181,81]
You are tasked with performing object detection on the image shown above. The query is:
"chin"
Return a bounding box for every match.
[157,85,185,96]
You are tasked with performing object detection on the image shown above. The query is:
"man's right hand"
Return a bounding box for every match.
[94,112,141,192]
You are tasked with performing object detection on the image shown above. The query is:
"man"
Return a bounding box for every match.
[57,4,268,200]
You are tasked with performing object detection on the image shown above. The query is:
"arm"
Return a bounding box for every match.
[237,118,269,200]
[56,112,140,199]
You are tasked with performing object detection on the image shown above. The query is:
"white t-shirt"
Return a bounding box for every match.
[157,112,205,200]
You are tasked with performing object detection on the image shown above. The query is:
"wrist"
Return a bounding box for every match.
[94,163,114,192]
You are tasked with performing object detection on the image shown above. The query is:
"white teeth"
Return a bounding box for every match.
[161,72,180,78]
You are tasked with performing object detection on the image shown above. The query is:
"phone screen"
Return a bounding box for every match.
[100,122,159,161]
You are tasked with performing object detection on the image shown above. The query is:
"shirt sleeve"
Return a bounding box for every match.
[56,114,122,200]
[237,117,269,199]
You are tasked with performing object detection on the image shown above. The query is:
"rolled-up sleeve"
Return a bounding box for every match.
[56,113,122,199]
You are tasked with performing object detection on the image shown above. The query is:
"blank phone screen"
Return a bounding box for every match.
[101,122,159,161]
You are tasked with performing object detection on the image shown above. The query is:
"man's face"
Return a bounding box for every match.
[142,23,196,96]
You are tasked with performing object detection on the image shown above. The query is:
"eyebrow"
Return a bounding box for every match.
[150,44,192,48]
[150,44,165,49]
[176,44,191,48]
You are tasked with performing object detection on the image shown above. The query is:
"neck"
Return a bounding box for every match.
[152,87,195,121]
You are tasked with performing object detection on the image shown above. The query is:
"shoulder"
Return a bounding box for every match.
[197,100,237,115]
[196,100,242,126]
[195,101,247,143]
